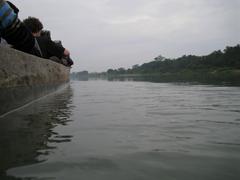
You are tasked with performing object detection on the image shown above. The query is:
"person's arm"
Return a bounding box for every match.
[46,39,65,59]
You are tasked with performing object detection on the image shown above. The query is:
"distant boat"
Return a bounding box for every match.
[0,46,70,116]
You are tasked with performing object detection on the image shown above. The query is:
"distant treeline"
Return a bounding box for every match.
[105,45,240,75]
[71,45,240,83]
[71,71,89,80]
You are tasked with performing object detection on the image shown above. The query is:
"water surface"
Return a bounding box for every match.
[0,80,240,179]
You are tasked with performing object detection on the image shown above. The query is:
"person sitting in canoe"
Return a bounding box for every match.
[0,0,36,53]
[23,16,73,67]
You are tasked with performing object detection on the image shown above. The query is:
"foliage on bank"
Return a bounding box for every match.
[72,44,240,83]
[106,45,240,75]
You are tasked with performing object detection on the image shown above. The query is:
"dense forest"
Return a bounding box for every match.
[106,45,240,75]
[72,45,240,83]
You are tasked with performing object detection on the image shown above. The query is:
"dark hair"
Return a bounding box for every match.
[22,16,43,33]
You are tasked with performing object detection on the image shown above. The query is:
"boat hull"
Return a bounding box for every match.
[0,46,70,115]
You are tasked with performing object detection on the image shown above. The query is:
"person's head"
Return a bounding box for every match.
[23,16,43,37]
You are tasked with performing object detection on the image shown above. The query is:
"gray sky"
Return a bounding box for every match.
[11,0,240,72]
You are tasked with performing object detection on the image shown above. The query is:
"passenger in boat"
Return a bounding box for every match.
[22,16,73,67]
[0,0,36,53]
[41,30,73,66]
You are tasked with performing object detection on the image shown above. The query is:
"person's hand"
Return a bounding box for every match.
[64,49,70,56]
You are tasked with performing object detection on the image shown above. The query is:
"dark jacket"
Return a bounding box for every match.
[0,0,35,53]
[36,36,65,59]
[2,19,35,53]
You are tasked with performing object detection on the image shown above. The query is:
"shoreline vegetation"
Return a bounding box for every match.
[71,44,240,84]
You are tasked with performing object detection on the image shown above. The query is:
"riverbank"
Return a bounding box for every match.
[79,44,240,85]
[88,68,240,85]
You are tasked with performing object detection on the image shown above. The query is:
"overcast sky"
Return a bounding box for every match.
[11,0,240,72]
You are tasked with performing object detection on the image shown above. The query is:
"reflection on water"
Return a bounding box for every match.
[0,80,240,180]
[0,85,74,179]
[106,76,240,86]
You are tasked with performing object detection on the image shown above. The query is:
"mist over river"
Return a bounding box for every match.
[0,80,240,180]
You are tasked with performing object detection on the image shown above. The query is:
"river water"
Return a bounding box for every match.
[0,80,240,180]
